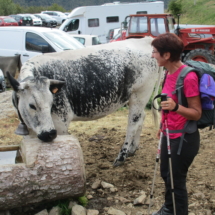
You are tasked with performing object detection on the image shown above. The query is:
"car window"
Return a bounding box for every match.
[92,37,101,45]
[65,19,79,31]
[26,32,53,52]
[88,19,99,27]
[4,18,16,23]
[43,31,84,50]
[23,16,32,21]
[74,37,85,45]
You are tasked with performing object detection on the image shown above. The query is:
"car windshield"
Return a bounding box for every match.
[3,18,16,23]
[43,30,84,50]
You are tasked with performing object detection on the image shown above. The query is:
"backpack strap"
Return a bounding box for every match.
[173,66,197,106]
[170,66,199,155]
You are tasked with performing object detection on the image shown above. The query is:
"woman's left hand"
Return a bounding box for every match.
[160,97,177,111]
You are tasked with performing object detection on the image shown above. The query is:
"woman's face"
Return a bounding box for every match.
[151,47,167,67]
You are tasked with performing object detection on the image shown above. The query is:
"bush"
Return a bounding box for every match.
[146,85,162,109]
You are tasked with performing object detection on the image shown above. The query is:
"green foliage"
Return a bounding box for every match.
[168,0,182,18]
[174,0,215,25]
[146,85,162,110]
[0,0,16,15]
[0,0,66,15]
[48,3,66,12]
[56,199,71,215]
[117,105,128,111]
[77,196,88,207]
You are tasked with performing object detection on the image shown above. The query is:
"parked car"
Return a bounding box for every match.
[34,14,57,27]
[106,27,121,42]
[0,16,18,26]
[24,14,42,26]
[41,11,67,25]
[9,14,33,26]
[0,26,84,64]
[0,69,6,92]
[110,30,126,42]
[69,34,101,46]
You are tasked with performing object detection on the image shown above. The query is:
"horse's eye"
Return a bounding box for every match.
[29,104,36,110]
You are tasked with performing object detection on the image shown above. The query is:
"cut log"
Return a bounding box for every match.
[0,135,86,210]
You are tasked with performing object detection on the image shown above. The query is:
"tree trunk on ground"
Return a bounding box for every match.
[0,135,86,210]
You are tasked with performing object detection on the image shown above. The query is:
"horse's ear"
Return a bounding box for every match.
[6,71,20,92]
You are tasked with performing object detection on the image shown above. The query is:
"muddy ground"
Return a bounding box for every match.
[1,91,215,215]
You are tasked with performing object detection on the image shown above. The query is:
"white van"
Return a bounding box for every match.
[0,26,84,64]
[59,1,164,43]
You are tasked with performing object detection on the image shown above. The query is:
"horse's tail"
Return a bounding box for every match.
[151,66,164,128]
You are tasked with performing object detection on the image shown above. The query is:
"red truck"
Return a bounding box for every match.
[123,13,215,63]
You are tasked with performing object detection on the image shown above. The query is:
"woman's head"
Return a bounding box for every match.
[151,33,184,62]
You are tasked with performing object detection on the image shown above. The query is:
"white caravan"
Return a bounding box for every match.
[59,1,164,43]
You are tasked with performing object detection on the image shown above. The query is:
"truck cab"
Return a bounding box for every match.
[124,14,175,39]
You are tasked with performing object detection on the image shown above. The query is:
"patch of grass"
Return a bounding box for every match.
[77,196,88,207]
[56,199,71,215]
[175,0,215,25]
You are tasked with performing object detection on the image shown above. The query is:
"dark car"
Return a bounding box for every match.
[34,14,57,27]
[0,16,18,26]
[0,69,6,92]
[9,14,33,26]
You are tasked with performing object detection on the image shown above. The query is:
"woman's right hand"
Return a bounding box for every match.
[156,129,161,139]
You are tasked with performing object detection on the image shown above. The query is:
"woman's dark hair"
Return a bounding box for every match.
[151,33,184,62]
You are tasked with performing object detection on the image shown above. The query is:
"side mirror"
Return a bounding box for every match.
[78,30,81,34]
[41,45,49,53]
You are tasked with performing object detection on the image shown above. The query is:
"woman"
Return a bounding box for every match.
[151,33,202,215]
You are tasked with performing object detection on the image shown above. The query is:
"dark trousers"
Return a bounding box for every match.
[160,130,200,215]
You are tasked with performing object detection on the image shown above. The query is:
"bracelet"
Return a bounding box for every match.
[171,103,179,112]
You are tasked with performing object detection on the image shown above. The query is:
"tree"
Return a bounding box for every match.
[48,3,66,12]
[0,0,16,15]
[168,0,182,18]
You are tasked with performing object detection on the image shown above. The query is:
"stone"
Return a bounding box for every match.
[87,195,93,199]
[133,193,147,205]
[68,201,78,209]
[107,207,126,215]
[101,181,114,189]
[87,209,99,215]
[49,206,61,215]
[115,196,131,203]
[72,205,86,215]
[91,179,101,189]
[193,192,205,199]
[34,209,48,215]
[110,187,118,193]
